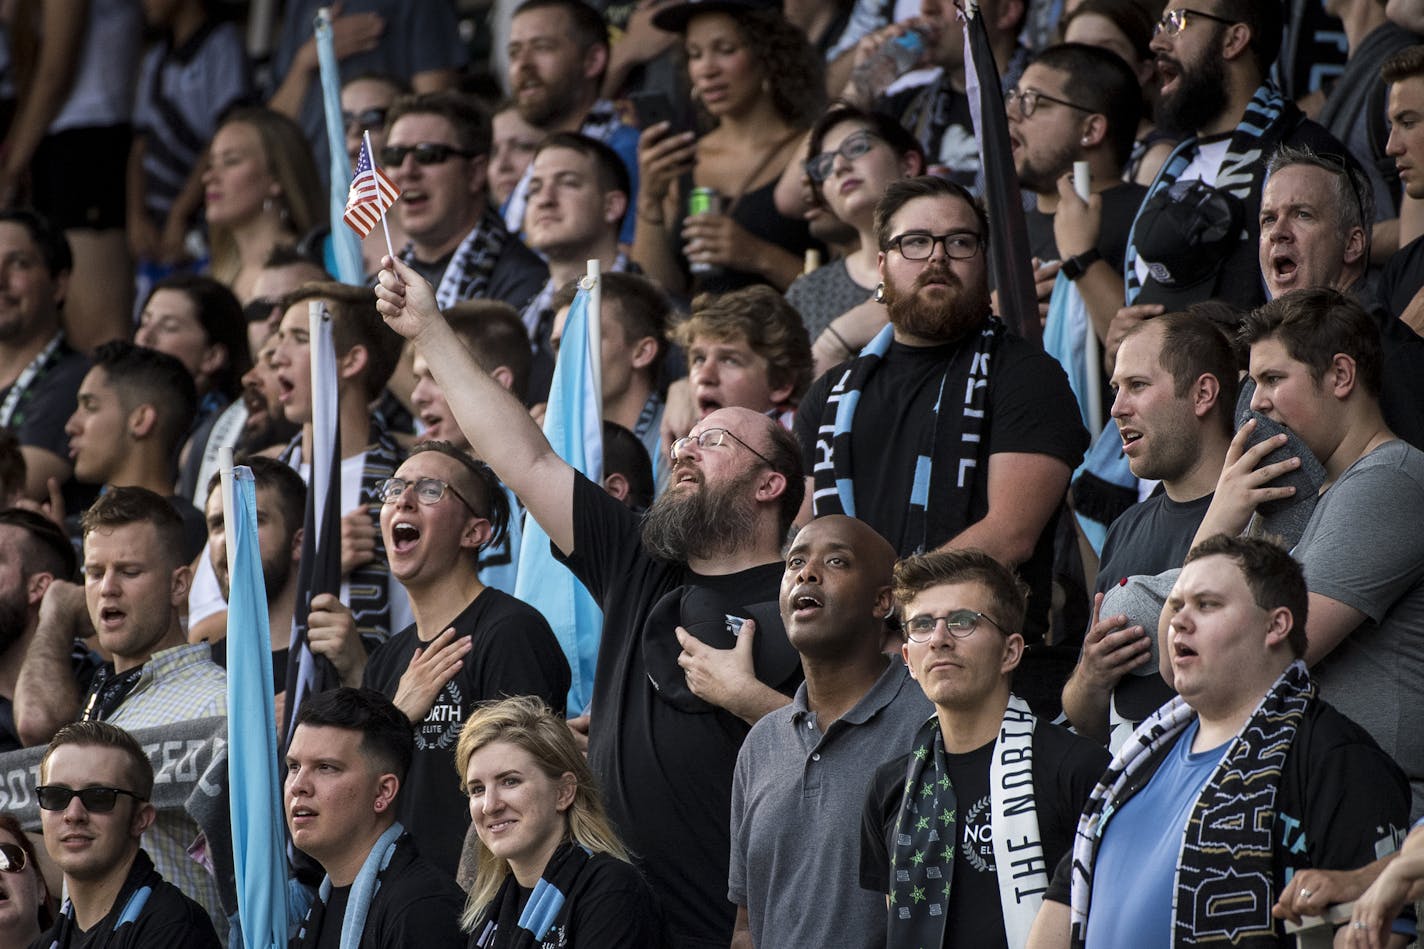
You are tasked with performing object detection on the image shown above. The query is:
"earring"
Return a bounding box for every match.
[873,282,886,303]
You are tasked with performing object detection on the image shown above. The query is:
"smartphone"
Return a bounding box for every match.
[629,90,687,134]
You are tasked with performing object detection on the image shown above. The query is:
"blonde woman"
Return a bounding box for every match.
[456,697,665,948]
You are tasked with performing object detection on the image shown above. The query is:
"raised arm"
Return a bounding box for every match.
[14,580,87,745]
[374,257,577,554]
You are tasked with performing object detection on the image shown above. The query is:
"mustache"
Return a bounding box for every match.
[913,264,959,291]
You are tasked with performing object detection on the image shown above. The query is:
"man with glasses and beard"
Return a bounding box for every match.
[795,175,1087,661]
[374,255,805,949]
[1114,1,1347,329]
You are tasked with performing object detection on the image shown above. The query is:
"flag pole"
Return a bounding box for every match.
[365,129,396,260]
[584,258,603,460]
[1075,161,1102,437]
[219,446,237,590]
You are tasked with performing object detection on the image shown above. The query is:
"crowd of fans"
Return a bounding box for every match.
[0,0,1422,946]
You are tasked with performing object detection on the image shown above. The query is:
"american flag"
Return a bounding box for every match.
[343,137,400,239]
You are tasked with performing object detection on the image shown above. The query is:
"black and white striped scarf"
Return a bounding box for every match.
[401,209,510,311]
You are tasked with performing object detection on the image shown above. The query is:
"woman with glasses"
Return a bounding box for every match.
[458,696,665,948]
[632,0,825,296]
[202,107,324,303]
[0,814,51,949]
[785,102,925,367]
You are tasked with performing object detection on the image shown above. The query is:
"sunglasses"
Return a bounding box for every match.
[36,785,146,813]
[0,843,26,874]
[378,143,480,167]
[342,107,388,133]
[242,297,281,325]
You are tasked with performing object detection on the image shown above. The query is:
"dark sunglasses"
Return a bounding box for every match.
[36,785,146,813]
[378,143,480,167]
[342,107,388,133]
[0,843,26,874]
[242,297,281,325]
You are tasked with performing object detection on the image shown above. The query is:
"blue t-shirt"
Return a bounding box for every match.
[1084,720,1229,949]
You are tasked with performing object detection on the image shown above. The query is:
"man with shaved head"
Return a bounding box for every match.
[728,515,932,949]
[374,256,806,948]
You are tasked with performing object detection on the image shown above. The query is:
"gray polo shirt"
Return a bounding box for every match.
[729,659,933,949]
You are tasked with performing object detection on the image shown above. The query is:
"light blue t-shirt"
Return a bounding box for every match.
[1084,720,1229,949]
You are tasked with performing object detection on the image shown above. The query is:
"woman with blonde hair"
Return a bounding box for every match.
[202,107,324,301]
[455,696,664,948]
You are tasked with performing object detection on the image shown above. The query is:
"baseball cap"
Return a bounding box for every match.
[1134,178,1244,310]
[652,0,781,32]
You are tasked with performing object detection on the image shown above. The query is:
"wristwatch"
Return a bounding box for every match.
[1061,247,1103,281]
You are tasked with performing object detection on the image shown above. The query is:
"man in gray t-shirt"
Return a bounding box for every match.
[729,515,930,949]
[1186,287,1424,818]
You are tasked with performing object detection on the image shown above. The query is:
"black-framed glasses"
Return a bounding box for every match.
[805,129,882,183]
[378,143,480,167]
[1154,8,1236,36]
[378,477,479,514]
[884,230,983,261]
[36,785,146,813]
[902,609,1005,642]
[342,107,389,133]
[0,843,26,874]
[670,428,772,466]
[1004,87,1095,119]
[242,297,281,325]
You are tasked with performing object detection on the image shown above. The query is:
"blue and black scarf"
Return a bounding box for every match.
[470,842,593,948]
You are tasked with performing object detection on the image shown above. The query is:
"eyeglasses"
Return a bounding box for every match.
[36,785,146,813]
[805,129,881,183]
[0,843,25,874]
[1004,87,1095,119]
[670,427,772,466]
[342,107,389,133]
[242,297,281,325]
[884,230,983,261]
[1154,8,1236,36]
[377,476,479,514]
[902,609,1005,642]
[378,143,480,167]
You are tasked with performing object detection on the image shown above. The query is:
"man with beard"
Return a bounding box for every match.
[1116,1,1347,322]
[795,176,1087,649]
[502,0,639,243]
[200,457,305,700]
[1011,43,1146,347]
[374,255,806,949]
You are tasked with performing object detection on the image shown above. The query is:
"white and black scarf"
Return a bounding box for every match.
[401,209,510,311]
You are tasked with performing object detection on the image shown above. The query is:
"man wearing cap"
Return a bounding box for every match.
[1028,534,1410,949]
[1189,288,1424,820]
[795,175,1087,662]
[1061,312,1236,750]
[375,256,805,948]
[729,515,931,949]
[862,548,1107,949]
[1112,1,1347,339]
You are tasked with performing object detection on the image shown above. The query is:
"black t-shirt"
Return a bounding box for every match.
[1025,182,1148,268]
[362,588,570,878]
[1044,698,1413,912]
[795,332,1088,640]
[860,720,1109,948]
[300,836,465,949]
[498,854,667,948]
[407,231,549,314]
[1379,232,1424,318]
[209,641,289,695]
[553,474,800,949]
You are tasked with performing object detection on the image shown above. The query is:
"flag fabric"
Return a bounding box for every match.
[343,139,400,239]
[282,303,344,750]
[514,282,604,715]
[224,465,289,949]
[314,8,365,284]
[961,0,1041,346]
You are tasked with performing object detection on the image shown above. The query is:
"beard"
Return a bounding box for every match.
[1016,139,1078,197]
[0,588,27,657]
[216,541,295,604]
[884,263,991,343]
[1155,49,1230,138]
[640,465,762,562]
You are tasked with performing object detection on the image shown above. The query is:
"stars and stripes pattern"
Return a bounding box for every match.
[343,138,399,238]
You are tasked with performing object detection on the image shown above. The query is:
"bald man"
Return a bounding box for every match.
[728,516,932,949]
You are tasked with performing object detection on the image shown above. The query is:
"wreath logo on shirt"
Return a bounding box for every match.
[960,795,995,873]
[414,680,465,751]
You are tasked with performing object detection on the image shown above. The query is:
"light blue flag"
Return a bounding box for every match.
[314,9,364,285]
[225,466,288,948]
[515,284,604,715]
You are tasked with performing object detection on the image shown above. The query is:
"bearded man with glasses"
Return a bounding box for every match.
[34,720,220,948]
[794,175,1087,684]
[860,548,1107,949]
[360,440,569,881]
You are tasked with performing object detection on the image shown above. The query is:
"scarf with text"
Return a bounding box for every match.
[1069,661,1313,948]
[812,320,1001,555]
[471,842,593,948]
[889,695,1046,949]
[1125,83,1294,303]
